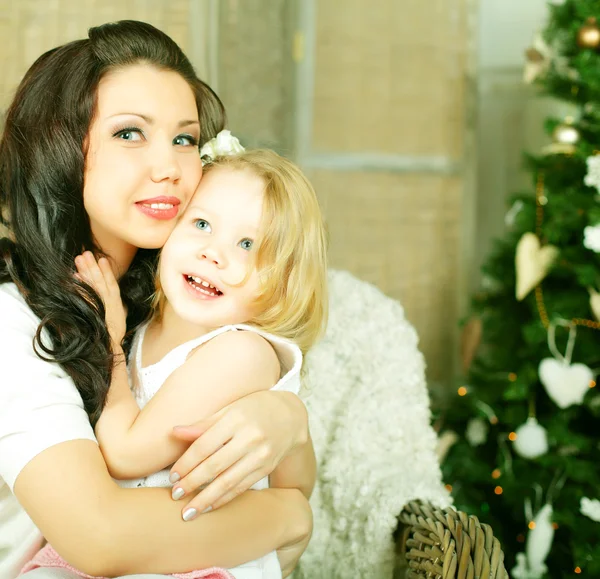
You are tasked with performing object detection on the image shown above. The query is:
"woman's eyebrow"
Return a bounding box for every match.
[107,113,199,128]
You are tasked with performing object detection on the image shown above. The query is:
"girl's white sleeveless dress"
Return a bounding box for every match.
[118,323,303,579]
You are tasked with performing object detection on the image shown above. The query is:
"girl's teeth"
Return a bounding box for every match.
[146,203,174,209]
[190,276,216,290]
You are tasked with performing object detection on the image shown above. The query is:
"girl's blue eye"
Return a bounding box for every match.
[194,219,211,232]
[239,238,253,251]
[174,134,198,147]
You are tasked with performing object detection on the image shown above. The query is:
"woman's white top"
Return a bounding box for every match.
[0,283,97,578]
[119,322,303,579]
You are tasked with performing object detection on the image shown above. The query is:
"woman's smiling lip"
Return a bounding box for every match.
[135,196,181,220]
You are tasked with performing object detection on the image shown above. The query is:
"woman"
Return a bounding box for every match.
[0,20,314,579]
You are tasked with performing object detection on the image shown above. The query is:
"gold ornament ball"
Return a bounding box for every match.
[578,17,600,49]
[553,119,580,145]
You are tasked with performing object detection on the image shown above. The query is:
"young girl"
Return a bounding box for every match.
[23,133,328,579]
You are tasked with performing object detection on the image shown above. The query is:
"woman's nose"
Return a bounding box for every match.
[150,142,181,183]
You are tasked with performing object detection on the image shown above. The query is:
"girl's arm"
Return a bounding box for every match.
[269,429,317,500]
[14,440,312,577]
[98,326,317,501]
[96,330,281,480]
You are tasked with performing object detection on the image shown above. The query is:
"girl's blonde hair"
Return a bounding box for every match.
[155,149,328,355]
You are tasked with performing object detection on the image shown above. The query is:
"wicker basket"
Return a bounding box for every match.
[397,501,509,579]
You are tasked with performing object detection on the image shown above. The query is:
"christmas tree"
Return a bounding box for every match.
[442,2,600,578]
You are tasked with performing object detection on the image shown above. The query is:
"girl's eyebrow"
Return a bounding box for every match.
[107,113,199,128]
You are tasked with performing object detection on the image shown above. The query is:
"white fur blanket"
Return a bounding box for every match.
[294,270,450,579]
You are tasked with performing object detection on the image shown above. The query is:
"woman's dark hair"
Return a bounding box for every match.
[0,20,225,425]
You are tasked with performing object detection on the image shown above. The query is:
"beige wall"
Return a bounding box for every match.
[299,0,476,385]
[217,0,295,153]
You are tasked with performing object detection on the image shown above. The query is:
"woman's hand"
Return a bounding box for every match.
[75,251,126,346]
[168,390,309,518]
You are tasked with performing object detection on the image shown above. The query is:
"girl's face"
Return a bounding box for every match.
[159,166,265,330]
[83,64,202,269]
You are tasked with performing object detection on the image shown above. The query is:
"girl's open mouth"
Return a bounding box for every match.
[184,274,223,297]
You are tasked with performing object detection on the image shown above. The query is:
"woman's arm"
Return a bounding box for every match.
[14,439,312,577]
[169,390,317,514]
[96,330,281,479]
[0,283,311,578]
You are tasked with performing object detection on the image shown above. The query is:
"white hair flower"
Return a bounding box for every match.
[200,130,245,165]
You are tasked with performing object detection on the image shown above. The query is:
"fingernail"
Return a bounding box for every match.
[202,506,212,513]
[183,508,197,521]
[172,487,185,500]
[169,472,180,484]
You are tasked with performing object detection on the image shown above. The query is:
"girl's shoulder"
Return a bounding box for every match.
[190,327,280,370]
[204,325,303,394]
[227,324,303,374]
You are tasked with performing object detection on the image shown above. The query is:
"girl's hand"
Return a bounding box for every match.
[75,251,126,346]
[169,391,309,518]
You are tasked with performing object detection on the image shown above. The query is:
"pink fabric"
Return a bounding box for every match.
[21,544,235,579]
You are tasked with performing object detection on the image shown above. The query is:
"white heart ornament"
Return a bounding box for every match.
[515,233,558,301]
[538,358,592,408]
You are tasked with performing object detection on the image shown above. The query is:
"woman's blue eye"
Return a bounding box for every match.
[194,219,211,232]
[239,238,253,251]
[114,128,143,142]
[174,134,198,147]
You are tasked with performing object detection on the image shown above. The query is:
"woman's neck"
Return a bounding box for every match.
[91,228,138,278]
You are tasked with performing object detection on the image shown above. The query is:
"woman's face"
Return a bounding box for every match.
[83,64,202,268]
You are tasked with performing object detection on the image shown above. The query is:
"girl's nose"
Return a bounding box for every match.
[199,245,227,268]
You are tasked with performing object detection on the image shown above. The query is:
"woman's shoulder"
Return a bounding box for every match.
[0,282,40,332]
[0,283,49,365]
